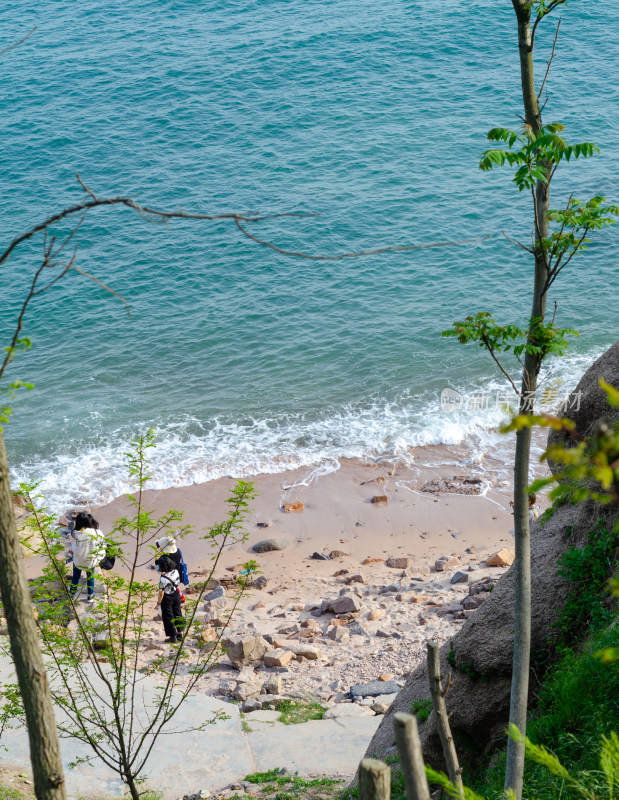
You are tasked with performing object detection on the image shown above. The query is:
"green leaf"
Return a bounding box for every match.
[600,378,619,408]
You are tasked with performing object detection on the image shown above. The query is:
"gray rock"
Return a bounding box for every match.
[385,557,411,569]
[347,621,369,637]
[204,585,225,603]
[469,576,496,595]
[327,626,350,643]
[374,693,398,705]
[406,563,431,577]
[183,791,211,800]
[434,555,460,572]
[278,642,322,660]
[204,585,228,612]
[323,704,374,719]
[232,680,262,701]
[350,680,400,698]
[462,592,490,610]
[379,582,401,594]
[242,697,262,712]
[450,571,469,585]
[262,676,282,695]
[222,634,270,668]
[250,575,268,590]
[218,679,237,695]
[252,537,293,553]
[235,666,257,683]
[276,623,299,635]
[345,573,366,585]
[547,339,619,472]
[311,599,331,616]
[332,594,362,614]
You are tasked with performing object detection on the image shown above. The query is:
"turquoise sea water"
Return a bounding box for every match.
[1,1,618,510]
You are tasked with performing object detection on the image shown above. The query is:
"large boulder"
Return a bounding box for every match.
[548,340,619,470]
[221,634,269,668]
[362,343,619,773]
[362,497,618,770]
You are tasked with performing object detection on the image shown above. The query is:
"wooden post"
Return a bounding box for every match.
[359,757,391,800]
[427,641,464,798]
[393,712,431,800]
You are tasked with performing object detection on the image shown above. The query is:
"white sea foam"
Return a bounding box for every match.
[11,346,603,514]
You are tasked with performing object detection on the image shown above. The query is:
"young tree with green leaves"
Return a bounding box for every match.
[2,430,257,800]
[443,3,617,797]
[0,181,299,800]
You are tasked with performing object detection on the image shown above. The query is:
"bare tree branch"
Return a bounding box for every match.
[70,264,131,315]
[537,19,562,103]
[480,333,520,396]
[234,215,495,261]
[531,1,565,46]
[0,26,36,56]
[502,229,533,254]
[0,189,316,268]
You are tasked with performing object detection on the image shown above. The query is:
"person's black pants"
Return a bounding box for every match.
[161,591,183,640]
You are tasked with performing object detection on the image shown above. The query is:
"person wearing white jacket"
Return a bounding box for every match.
[67,511,105,603]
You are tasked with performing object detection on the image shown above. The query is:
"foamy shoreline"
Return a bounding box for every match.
[92,447,529,578]
[10,338,594,517]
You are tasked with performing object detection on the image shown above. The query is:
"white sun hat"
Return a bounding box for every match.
[155,536,178,554]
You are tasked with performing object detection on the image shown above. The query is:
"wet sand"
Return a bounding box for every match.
[92,453,519,584]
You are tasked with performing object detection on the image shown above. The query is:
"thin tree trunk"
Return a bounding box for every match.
[426,642,463,798]
[0,432,66,800]
[505,5,550,799]
[505,424,532,797]
[125,771,141,800]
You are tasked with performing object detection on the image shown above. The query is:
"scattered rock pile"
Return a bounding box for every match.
[420,476,484,495]
[173,548,515,715]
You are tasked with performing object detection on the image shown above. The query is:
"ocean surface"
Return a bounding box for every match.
[1,1,617,511]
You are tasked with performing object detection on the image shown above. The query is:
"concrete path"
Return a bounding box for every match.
[0,657,380,799]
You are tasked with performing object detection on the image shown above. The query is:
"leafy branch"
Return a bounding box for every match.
[502,379,619,507]
[442,312,578,396]
[480,123,598,192]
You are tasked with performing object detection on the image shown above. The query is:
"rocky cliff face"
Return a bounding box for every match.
[548,339,619,472]
[363,340,619,769]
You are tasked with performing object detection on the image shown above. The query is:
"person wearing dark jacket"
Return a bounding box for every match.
[156,555,184,643]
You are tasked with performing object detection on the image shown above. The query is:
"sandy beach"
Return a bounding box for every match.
[94,448,520,574]
[52,446,536,704]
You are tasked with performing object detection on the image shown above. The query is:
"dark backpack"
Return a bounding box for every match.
[99,552,116,571]
[99,541,118,571]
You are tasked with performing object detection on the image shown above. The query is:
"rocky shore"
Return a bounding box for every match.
[65,540,513,719]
